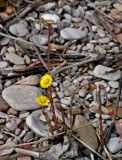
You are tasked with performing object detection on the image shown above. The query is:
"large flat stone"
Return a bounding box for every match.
[93,65,121,80]
[2,85,42,111]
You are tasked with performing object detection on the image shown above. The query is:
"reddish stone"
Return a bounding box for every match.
[17,156,32,160]
[22,144,32,150]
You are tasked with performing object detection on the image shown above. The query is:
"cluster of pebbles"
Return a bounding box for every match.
[0,0,122,159]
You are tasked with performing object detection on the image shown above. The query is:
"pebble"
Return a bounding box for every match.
[15,128,21,135]
[9,21,28,37]
[7,108,18,115]
[98,37,110,44]
[6,115,21,131]
[26,110,49,137]
[57,91,64,98]
[31,34,48,46]
[19,112,30,119]
[7,46,15,53]
[0,37,10,46]
[24,55,30,64]
[2,85,42,111]
[0,61,8,69]
[23,131,33,142]
[4,80,12,87]
[60,28,87,40]
[108,81,119,89]
[93,65,121,80]
[107,137,122,154]
[64,85,77,96]
[78,88,88,97]
[95,113,110,120]
[61,97,71,106]
[19,130,26,138]
[6,53,25,65]
[15,75,40,86]
[97,29,105,38]
[0,96,10,111]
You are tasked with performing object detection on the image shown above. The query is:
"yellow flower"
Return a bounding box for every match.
[36,95,50,107]
[40,74,53,88]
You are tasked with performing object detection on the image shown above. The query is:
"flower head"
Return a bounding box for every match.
[40,74,53,88]
[36,95,50,107]
[41,13,60,24]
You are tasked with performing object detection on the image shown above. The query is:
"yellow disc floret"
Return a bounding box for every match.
[36,95,50,107]
[40,74,53,88]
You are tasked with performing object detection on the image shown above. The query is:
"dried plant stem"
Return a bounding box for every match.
[98,85,104,148]
[48,86,57,124]
[42,108,54,135]
[52,86,67,132]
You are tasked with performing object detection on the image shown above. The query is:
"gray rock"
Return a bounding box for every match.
[61,97,71,106]
[64,85,77,96]
[31,35,48,46]
[38,2,56,11]
[26,110,49,137]
[0,37,10,46]
[6,53,25,65]
[98,37,110,44]
[95,113,110,120]
[79,88,88,97]
[6,115,21,131]
[107,137,122,154]
[93,65,121,80]
[7,46,16,53]
[97,29,105,38]
[9,21,28,37]
[23,131,33,142]
[108,81,119,89]
[0,61,8,69]
[2,85,42,111]
[112,47,120,54]
[4,80,12,87]
[60,28,86,40]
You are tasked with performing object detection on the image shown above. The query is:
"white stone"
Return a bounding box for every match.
[60,28,87,40]
[108,81,119,89]
[93,65,121,80]
[0,61,8,69]
[9,21,28,37]
[6,53,25,65]
[107,137,122,154]
[61,97,71,106]
[26,110,49,137]
[31,34,48,46]
[79,88,88,97]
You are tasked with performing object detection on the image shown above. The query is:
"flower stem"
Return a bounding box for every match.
[52,86,67,132]
[98,85,104,148]
[47,23,57,127]
[47,24,51,72]
[48,86,57,124]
